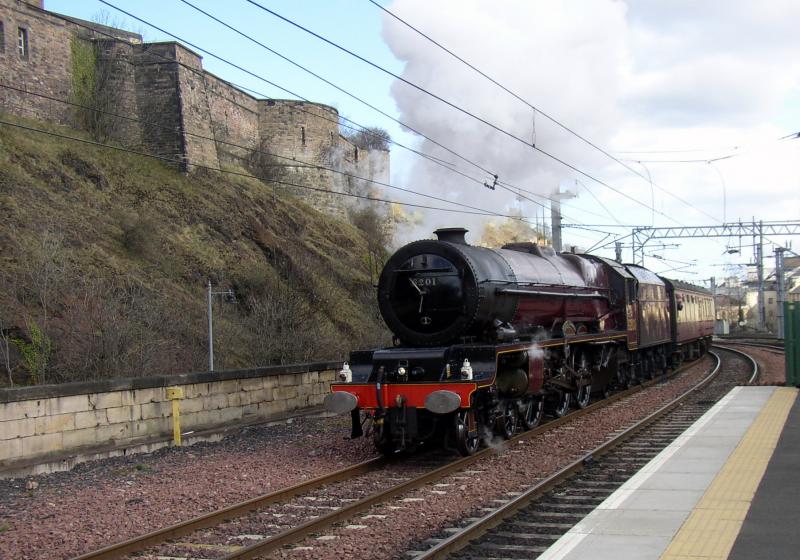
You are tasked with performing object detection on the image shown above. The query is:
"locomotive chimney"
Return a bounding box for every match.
[434,227,468,244]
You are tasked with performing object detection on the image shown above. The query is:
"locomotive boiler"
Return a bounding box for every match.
[324,228,713,456]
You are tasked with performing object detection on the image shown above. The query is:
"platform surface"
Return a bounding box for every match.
[538,385,799,560]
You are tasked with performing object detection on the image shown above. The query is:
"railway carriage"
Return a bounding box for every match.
[324,228,713,455]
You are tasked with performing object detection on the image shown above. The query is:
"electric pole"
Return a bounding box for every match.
[776,247,786,339]
[551,188,576,252]
[755,220,765,332]
[207,280,236,372]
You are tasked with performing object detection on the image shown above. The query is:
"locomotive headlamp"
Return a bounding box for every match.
[460,359,473,380]
[339,362,352,382]
[397,366,407,380]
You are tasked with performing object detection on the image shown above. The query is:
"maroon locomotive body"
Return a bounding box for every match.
[325,228,713,455]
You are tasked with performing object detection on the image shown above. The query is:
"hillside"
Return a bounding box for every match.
[0,117,391,386]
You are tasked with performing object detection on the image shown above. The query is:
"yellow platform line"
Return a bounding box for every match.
[660,387,798,560]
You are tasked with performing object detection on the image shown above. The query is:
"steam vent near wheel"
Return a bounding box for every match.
[0,0,389,217]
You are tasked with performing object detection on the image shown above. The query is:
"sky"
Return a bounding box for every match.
[45,0,800,285]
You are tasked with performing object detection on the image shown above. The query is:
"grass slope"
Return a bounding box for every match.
[0,117,389,384]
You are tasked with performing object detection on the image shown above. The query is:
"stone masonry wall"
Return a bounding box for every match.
[0,362,340,476]
[94,38,142,147]
[0,0,74,125]
[131,42,186,168]
[0,0,390,217]
[177,55,260,170]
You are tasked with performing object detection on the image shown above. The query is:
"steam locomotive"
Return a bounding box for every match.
[324,228,714,455]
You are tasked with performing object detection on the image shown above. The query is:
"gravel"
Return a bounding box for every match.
[740,347,786,386]
[0,413,375,560]
[268,357,717,560]
[0,356,724,560]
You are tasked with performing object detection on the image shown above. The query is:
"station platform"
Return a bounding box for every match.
[538,385,800,560]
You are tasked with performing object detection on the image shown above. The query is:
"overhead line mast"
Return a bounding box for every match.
[631,221,800,331]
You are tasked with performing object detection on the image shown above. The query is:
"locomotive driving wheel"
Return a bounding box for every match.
[372,417,395,456]
[574,383,591,408]
[553,390,572,417]
[570,350,592,409]
[454,410,480,456]
[617,362,633,388]
[494,400,518,439]
[520,395,544,429]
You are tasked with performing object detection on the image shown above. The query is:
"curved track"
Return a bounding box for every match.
[71,358,710,560]
[411,347,755,560]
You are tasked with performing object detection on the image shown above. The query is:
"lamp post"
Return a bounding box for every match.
[207,280,236,371]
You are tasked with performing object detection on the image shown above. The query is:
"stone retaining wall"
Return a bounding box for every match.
[0,362,340,476]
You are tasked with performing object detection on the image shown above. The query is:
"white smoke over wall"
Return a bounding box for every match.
[382,0,629,242]
[380,1,800,250]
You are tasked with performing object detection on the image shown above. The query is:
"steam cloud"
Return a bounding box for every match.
[380,1,800,251]
[381,0,628,243]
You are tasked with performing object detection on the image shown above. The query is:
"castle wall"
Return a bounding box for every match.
[0,0,390,218]
[93,38,141,147]
[131,43,186,169]
[0,0,74,125]
[180,65,260,170]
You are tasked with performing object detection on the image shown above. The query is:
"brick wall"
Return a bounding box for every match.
[0,362,340,477]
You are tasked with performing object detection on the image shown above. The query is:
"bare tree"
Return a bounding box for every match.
[12,229,68,384]
[0,316,14,386]
[341,126,391,151]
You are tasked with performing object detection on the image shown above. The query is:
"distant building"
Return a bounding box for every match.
[739,255,800,333]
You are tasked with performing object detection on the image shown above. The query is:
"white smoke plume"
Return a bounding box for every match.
[380,1,800,255]
[381,0,628,242]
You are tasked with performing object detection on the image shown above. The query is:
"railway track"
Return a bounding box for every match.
[71,357,711,560]
[714,340,785,357]
[410,347,756,560]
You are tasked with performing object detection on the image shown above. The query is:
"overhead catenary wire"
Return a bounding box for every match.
[574,179,624,225]
[364,0,720,225]
[615,129,800,161]
[0,82,553,227]
[94,0,618,232]
[172,0,626,228]
[0,118,526,218]
[241,0,689,226]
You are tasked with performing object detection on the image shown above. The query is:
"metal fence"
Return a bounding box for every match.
[786,302,800,386]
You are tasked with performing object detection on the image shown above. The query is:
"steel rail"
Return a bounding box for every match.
[71,358,703,560]
[714,345,761,384]
[222,358,706,559]
[70,456,387,560]
[413,351,726,560]
[715,341,785,356]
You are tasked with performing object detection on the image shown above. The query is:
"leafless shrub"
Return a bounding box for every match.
[247,281,320,365]
[341,126,391,151]
[117,210,159,256]
[349,204,391,283]
[0,305,17,386]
